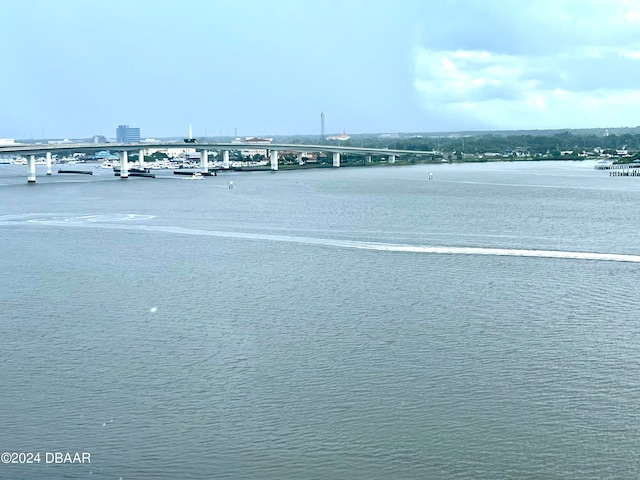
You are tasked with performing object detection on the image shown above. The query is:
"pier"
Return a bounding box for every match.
[609,168,640,176]
[595,162,640,176]
[596,162,640,171]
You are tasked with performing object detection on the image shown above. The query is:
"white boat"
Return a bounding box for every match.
[101,161,113,169]
[191,172,204,180]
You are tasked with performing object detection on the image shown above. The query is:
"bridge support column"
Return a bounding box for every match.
[46,152,52,175]
[139,149,145,169]
[333,152,341,167]
[120,151,129,178]
[366,155,372,163]
[270,150,278,170]
[201,149,209,173]
[388,155,396,164]
[27,154,36,183]
[222,150,230,169]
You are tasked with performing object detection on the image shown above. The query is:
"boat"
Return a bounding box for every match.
[101,161,113,169]
[191,172,204,180]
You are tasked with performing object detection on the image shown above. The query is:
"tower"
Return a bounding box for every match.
[321,112,325,145]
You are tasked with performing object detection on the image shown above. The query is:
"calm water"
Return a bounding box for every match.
[1,161,640,479]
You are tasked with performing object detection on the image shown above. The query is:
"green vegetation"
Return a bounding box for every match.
[272,128,640,166]
[52,128,640,168]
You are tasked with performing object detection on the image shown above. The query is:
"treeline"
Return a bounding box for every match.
[282,131,640,156]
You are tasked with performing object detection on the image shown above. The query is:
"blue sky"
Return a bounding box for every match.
[2,0,640,139]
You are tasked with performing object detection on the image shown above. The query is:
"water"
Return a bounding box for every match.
[1,161,640,479]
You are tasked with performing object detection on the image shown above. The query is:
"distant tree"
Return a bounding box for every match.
[603,134,619,149]
[150,152,168,161]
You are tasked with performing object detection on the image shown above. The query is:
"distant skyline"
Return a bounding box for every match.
[2,0,640,139]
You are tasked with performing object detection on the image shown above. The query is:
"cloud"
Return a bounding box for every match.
[414,49,533,103]
[620,50,640,60]
[412,0,640,130]
[626,10,640,23]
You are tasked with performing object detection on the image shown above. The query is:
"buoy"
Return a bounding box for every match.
[429,172,433,180]
[229,181,234,189]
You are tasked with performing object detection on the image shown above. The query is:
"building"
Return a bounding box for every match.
[146,147,196,159]
[327,130,350,141]
[231,136,273,157]
[116,125,141,143]
[93,150,119,160]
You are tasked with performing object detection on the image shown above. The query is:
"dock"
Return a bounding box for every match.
[114,171,156,178]
[596,163,640,176]
[113,167,155,178]
[58,169,93,175]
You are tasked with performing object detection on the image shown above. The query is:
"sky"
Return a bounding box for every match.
[1,0,640,139]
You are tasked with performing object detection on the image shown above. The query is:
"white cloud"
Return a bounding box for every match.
[620,50,640,60]
[414,49,532,102]
[413,0,640,130]
[625,11,640,23]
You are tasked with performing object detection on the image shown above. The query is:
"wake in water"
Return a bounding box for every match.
[3,213,640,263]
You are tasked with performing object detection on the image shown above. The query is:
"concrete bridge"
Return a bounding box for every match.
[0,141,439,183]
